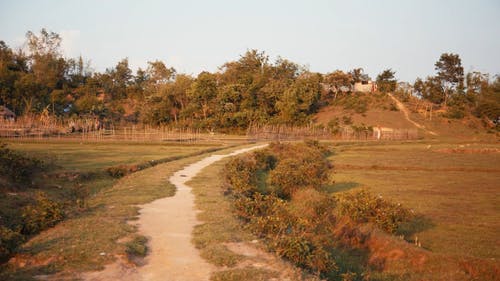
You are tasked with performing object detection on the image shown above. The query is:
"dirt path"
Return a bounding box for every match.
[388,93,438,136]
[83,145,267,281]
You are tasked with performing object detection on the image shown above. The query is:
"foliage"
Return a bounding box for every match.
[105,165,130,178]
[21,192,65,235]
[336,189,413,234]
[0,143,44,185]
[224,143,339,276]
[0,226,23,262]
[376,69,397,93]
[125,235,148,257]
[435,53,464,93]
[224,157,259,196]
[268,153,331,199]
[2,29,497,131]
[223,143,421,278]
[413,53,500,126]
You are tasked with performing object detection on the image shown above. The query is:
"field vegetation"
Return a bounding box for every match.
[330,141,499,260]
[220,141,499,280]
[0,140,227,279]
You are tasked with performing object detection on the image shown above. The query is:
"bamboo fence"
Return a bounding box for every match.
[246,124,419,141]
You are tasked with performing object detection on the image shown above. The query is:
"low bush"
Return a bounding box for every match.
[0,143,44,185]
[268,157,329,198]
[336,189,413,234]
[224,143,340,276]
[105,165,130,178]
[125,235,148,257]
[445,106,466,119]
[0,226,23,262]
[224,157,259,196]
[21,192,65,235]
[223,142,418,279]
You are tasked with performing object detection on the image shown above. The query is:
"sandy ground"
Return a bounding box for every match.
[83,145,267,281]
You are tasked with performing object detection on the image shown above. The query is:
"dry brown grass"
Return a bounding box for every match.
[328,140,500,280]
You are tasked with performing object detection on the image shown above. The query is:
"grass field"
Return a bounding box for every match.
[0,140,232,280]
[2,139,499,280]
[328,141,500,260]
[7,141,221,172]
[195,140,499,280]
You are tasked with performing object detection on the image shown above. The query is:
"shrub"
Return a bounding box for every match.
[327,118,341,134]
[224,157,259,196]
[21,192,65,235]
[342,116,352,125]
[336,189,413,234]
[125,235,148,257]
[0,143,44,185]
[0,226,23,262]
[267,144,331,199]
[445,106,466,119]
[106,165,130,178]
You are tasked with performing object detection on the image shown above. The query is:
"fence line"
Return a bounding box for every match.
[246,124,419,141]
[1,116,419,143]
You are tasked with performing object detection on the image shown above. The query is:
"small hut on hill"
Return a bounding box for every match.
[0,106,16,121]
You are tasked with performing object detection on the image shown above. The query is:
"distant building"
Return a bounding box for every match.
[353,80,377,93]
[0,106,16,121]
[320,83,352,95]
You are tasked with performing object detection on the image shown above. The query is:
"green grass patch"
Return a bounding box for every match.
[211,266,279,281]
[189,159,255,266]
[330,141,500,259]
[0,141,241,279]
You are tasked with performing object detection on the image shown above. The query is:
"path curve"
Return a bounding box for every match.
[388,93,438,136]
[83,144,267,281]
[137,144,267,281]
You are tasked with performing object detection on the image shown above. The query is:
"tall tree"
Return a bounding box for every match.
[146,60,175,85]
[349,68,369,83]
[186,71,217,121]
[435,53,464,105]
[376,69,397,93]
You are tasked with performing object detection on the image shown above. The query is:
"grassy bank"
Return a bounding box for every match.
[329,141,500,259]
[0,141,235,280]
[189,150,315,281]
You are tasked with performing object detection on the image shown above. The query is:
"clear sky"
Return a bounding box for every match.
[0,0,499,82]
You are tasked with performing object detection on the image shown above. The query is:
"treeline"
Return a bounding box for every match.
[412,53,500,122]
[0,29,332,130]
[1,29,498,131]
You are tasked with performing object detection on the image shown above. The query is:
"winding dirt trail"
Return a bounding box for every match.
[83,144,267,281]
[388,93,438,136]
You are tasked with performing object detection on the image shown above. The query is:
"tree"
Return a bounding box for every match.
[376,69,397,93]
[349,68,369,83]
[466,71,489,95]
[105,58,132,99]
[435,53,464,105]
[146,60,175,85]
[67,56,92,87]
[26,29,62,57]
[186,71,218,121]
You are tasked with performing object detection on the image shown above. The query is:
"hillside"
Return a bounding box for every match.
[314,92,498,140]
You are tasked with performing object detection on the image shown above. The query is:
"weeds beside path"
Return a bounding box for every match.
[1,143,250,280]
[82,144,267,281]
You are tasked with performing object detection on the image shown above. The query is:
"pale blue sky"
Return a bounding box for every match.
[0,0,499,82]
